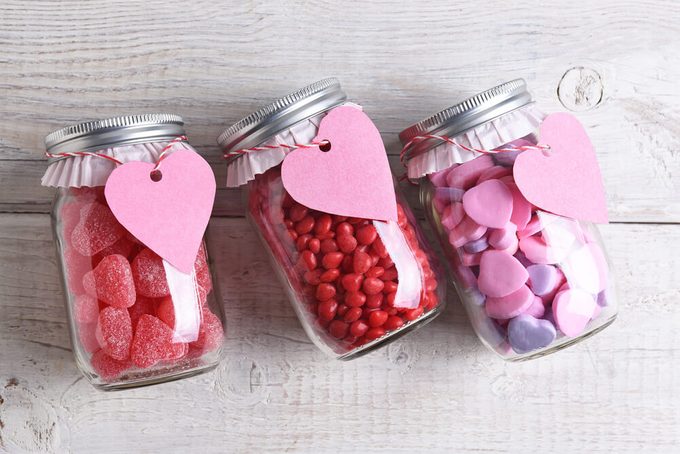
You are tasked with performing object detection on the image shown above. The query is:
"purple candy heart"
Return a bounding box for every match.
[463,237,489,254]
[527,264,559,296]
[508,314,557,354]
[596,290,608,307]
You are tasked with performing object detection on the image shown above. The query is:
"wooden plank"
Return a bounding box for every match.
[0,1,680,222]
[0,213,678,452]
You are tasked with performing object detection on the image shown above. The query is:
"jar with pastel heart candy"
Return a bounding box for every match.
[400,79,617,360]
[219,79,445,359]
[42,114,226,390]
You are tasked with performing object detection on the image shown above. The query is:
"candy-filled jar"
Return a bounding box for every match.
[43,114,225,389]
[219,79,445,359]
[399,80,617,360]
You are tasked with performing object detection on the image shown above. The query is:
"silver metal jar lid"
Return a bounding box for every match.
[218,78,347,162]
[45,113,185,157]
[399,79,533,161]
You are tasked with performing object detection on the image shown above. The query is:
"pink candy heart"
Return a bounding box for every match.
[281,106,397,222]
[513,113,608,223]
[105,150,216,274]
[462,179,513,228]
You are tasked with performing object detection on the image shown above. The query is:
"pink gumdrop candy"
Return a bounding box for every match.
[78,323,100,353]
[83,254,136,308]
[131,248,170,298]
[478,250,529,297]
[462,179,513,229]
[130,314,184,368]
[485,284,534,319]
[190,308,224,354]
[552,289,597,336]
[71,202,125,256]
[128,296,157,328]
[441,202,465,230]
[94,235,135,265]
[74,294,99,324]
[64,247,92,295]
[449,216,487,248]
[488,223,518,250]
[90,349,130,381]
[446,155,494,189]
[96,306,132,361]
[156,296,176,328]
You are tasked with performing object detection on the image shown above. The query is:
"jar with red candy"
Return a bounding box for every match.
[218,79,445,359]
[399,80,617,360]
[43,114,226,389]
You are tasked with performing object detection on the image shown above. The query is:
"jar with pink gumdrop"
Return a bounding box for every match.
[399,79,617,360]
[42,114,226,389]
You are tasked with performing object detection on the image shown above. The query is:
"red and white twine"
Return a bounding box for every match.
[223,140,330,159]
[45,135,188,170]
[399,134,551,166]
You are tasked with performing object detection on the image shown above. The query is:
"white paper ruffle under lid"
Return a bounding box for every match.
[405,103,545,179]
[41,141,196,188]
[225,102,359,188]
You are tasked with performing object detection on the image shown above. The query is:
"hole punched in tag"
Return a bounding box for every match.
[318,140,332,152]
[150,169,163,182]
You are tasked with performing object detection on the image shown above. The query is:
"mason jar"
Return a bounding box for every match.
[399,79,617,360]
[218,79,445,359]
[42,114,226,389]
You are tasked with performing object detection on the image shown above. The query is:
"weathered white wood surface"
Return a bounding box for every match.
[0,1,679,453]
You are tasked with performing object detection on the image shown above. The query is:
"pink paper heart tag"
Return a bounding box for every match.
[513,112,609,224]
[281,106,398,222]
[104,150,216,273]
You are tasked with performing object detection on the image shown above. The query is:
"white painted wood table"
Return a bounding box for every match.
[0,1,679,452]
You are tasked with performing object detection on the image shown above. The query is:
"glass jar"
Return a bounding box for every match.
[399,80,617,361]
[43,114,226,390]
[218,79,445,359]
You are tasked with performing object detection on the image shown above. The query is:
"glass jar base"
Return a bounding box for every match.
[502,313,617,362]
[338,304,445,361]
[84,360,220,391]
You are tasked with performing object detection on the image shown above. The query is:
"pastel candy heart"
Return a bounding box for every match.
[513,113,609,223]
[446,155,494,189]
[449,216,486,248]
[429,168,452,187]
[519,235,569,265]
[463,237,489,254]
[455,263,477,289]
[462,179,513,228]
[461,251,482,267]
[524,295,546,318]
[508,314,557,354]
[505,182,533,230]
[477,165,512,184]
[485,285,534,319]
[527,264,560,296]
[552,288,597,336]
[105,150,216,273]
[434,187,465,206]
[478,250,529,298]
[281,106,398,222]
[488,223,518,250]
[441,202,465,230]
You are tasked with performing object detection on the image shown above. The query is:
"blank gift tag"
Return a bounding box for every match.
[105,150,216,273]
[281,106,398,222]
[513,113,609,224]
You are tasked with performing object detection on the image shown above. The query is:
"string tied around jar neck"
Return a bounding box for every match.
[399,134,551,168]
[44,135,188,172]
[223,139,332,160]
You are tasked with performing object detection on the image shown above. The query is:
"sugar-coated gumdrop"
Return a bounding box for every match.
[94,236,135,265]
[64,247,92,294]
[78,323,100,353]
[71,202,125,256]
[156,296,175,328]
[96,306,132,361]
[74,294,99,324]
[130,314,180,368]
[83,254,136,308]
[128,296,157,328]
[131,248,170,298]
[190,309,224,353]
[90,349,130,381]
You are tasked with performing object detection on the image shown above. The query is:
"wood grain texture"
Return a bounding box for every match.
[0,0,679,221]
[1,1,679,452]
[0,215,678,453]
